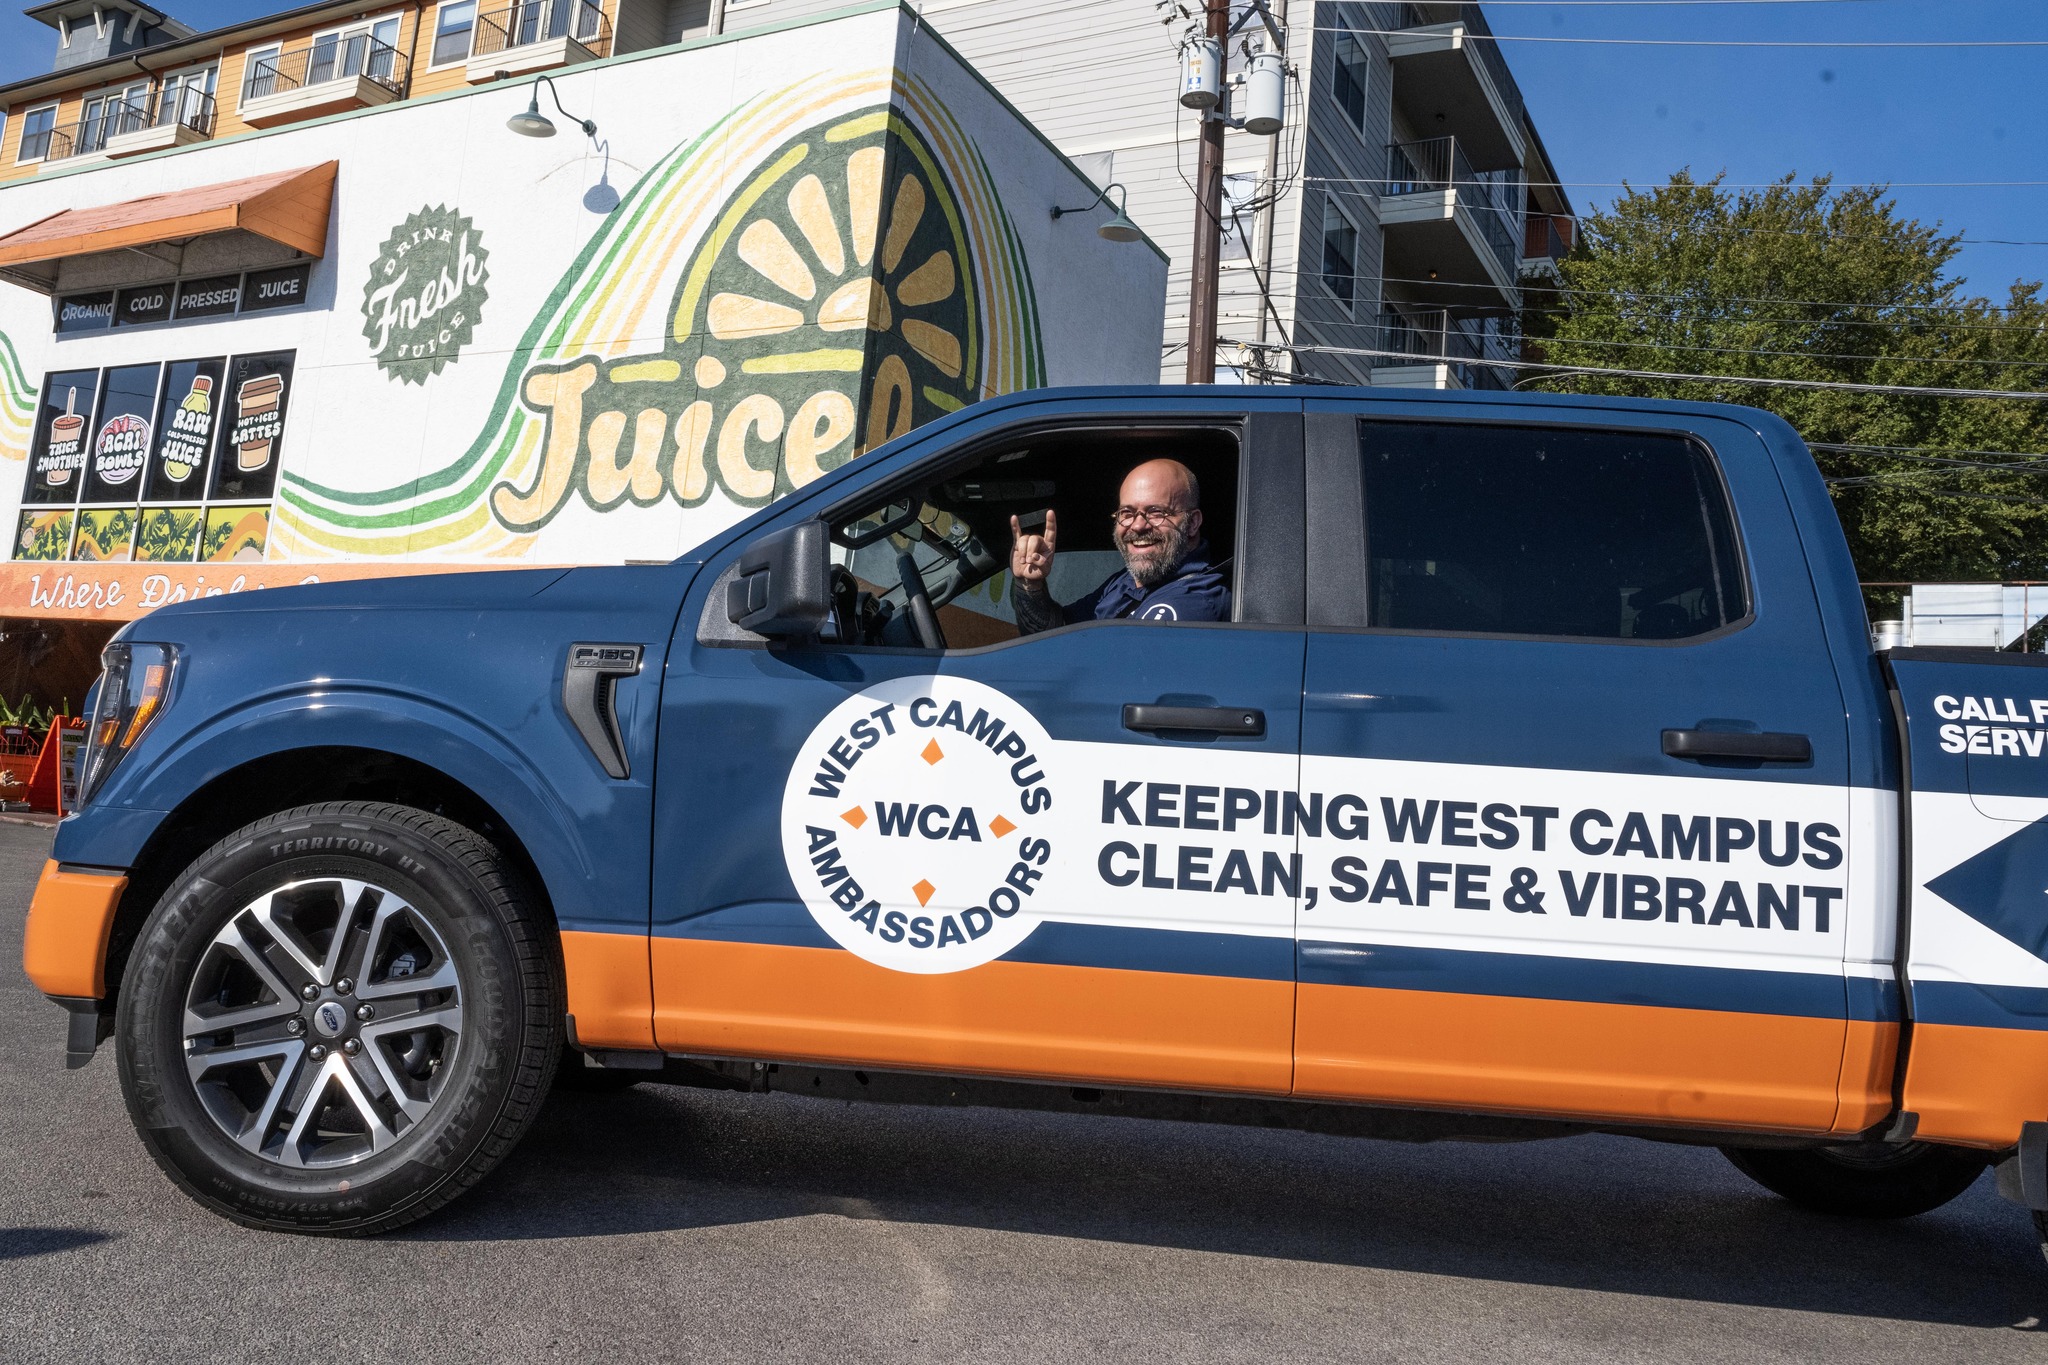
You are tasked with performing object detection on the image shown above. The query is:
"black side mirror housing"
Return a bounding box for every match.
[726,520,831,637]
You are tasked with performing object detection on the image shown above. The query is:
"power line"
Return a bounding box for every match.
[1316,25,2048,47]
[1406,1,1990,5]
[1304,174,2048,189]
[1277,302,2048,366]
[1811,448,2048,475]
[1812,442,2048,465]
[1820,478,2048,508]
[1230,337,2048,399]
[1243,263,2048,315]
[1531,334,2048,368]
[1309,181,2048,248]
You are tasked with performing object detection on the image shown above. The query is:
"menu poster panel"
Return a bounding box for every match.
[133,506,203,562]
[14,510,75,562]
[146,358,225,501]
[74,508,136,561]
[26,369,99,505]
[210,351,293,501]
[83,363,162,504]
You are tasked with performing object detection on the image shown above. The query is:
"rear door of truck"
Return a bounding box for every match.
[1291,399,1860,1133]
[1885,650,2048,1149]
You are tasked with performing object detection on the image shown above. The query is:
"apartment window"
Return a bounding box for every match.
[308,14,401,86]
[243,44,284,100]
[1331,33,1368,135]
[1321,195,1359,312]
[158,64,218,131]
[432,1,477,65]
[15,104,57,162]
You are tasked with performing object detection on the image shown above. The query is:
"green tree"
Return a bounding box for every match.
[1532,173,2048,593]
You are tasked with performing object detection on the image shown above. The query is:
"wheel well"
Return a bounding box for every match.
[100,747,557,1010]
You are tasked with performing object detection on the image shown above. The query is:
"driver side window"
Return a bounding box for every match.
[818,425,1240,652]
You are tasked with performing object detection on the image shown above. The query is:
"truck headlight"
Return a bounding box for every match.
[76,642,176,808]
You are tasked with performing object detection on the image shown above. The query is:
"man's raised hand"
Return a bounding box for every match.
[1010,509,1058,587]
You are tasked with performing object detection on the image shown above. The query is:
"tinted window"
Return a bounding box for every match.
[1360,422,1746,641]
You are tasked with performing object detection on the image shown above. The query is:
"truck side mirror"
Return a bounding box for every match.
[726,520,831,638]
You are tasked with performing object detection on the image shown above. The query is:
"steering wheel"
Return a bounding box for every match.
[895,549,947,651]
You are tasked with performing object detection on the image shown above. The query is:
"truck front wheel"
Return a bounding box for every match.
[116,802,562,1234]
[1721,1141,1989,1218]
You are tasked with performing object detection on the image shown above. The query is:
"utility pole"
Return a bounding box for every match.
[1183,0,1227,384]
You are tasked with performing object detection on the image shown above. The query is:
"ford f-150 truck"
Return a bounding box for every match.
[21,386,2048,1254]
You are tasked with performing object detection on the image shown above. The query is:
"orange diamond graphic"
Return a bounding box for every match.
[989,815,1017,838]
[921,739,944,765]
[842,806,868,829]
[912,879,937,907]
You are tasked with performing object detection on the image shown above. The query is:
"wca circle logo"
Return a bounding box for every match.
[781,676,1058,973]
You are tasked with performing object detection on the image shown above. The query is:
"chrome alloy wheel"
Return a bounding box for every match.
[180,878,463,1169]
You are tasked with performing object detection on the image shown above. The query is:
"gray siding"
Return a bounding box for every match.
[611,0,673,53]
[661,0,715,43]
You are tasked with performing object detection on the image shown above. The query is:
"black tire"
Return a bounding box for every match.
[1721,1141,1990,1219]
[116,801,562,1235]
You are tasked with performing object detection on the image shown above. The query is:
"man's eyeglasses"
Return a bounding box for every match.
[1111,505,1193,529]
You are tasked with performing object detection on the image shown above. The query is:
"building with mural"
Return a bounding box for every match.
[0,0,1167,711]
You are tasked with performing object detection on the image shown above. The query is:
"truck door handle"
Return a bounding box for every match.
[1661,728,1812,763]
[1123,704,1266,738]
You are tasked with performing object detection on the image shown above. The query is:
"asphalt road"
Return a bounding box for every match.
[1,822,2045,1363]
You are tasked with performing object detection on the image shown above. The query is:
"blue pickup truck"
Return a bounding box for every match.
[20,386,2048,1255]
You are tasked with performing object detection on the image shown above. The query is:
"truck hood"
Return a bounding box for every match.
[131,565,575,626]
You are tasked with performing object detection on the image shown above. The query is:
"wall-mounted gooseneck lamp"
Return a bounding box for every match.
[505,73,597,139]
[1050,182,1142,243]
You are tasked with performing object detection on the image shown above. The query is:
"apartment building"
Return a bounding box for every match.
[0,0,1568,387]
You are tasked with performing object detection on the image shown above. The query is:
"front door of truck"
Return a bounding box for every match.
[1291,404,1860,1133]
[650,404,1307,1094]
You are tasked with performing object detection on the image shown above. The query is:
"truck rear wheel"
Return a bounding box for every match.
[116,802,561,1235]
[1721,1141,1989,1218]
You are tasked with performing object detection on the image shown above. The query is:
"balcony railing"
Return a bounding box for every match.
[244,34,409,103]
[39,115,117,161]
[1386,136,1521,283]
[1377,308,1508,389]
[1523,213,1568,263]
[109,86,218,139]
[473,1,611,60]
[1398,2,1526,131]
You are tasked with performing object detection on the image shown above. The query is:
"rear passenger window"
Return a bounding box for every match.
[1360,422,1747,641]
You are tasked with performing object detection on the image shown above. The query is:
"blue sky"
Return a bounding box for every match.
[0,0,2041,295]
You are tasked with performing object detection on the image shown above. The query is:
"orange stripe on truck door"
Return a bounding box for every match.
[1295,982,1847,1133]
[1903,1022,2048,1149]
[652,937,1295,1094]
[21,860,127,1000]
[560,929,656,1051]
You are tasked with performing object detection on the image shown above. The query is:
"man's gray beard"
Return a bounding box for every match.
[1118,519,1192,589]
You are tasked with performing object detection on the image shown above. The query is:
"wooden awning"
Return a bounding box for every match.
[0,161,336,292]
